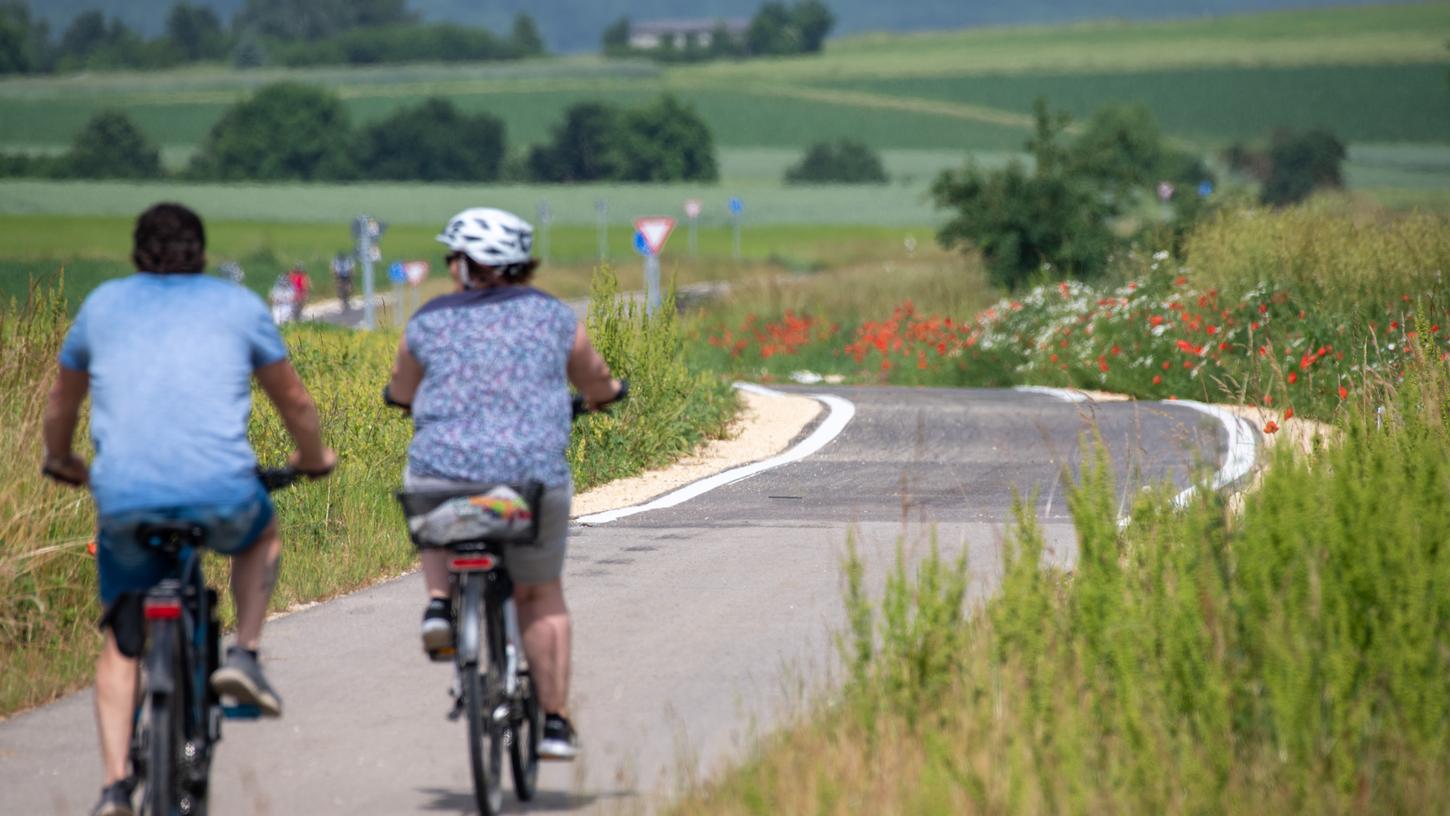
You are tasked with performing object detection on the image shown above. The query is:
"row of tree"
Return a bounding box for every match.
[0,0,545,75]
[0,82,719,184]
[603,0,834,63]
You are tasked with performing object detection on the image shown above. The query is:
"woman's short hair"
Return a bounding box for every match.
[132,203,206,274]
[462,255,539,286]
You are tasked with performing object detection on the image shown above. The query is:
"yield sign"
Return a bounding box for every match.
[634,216,676,256]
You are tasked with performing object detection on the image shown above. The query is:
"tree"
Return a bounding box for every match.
[1261,129,1345,206]
[784,139,887,184]
[233,0,412,42]
[352,98,504,181]
[793,0,835,53]
[165,2,225,62]
[64,110,162,178]
[619,94,718,182]
[0,1,42,75]
[601,16,630,55]
[510,13,544,57]
[933,100,1116,288]
[527,102,625,182]
[188,82,353,180]
[746,2,799,56]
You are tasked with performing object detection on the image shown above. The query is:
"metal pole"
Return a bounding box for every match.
[644,255,661,315]
[689,215,698,256]
[731,214,742,261]
[358,216,375,331]
[595,199,608,262]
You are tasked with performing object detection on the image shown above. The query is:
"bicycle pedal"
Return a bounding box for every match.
[222,704,262,720]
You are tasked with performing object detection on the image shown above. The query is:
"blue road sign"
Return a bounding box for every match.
[633,230,652,257]
[388,261,406,283]
[1198,180,1215,198]
[728,197,744,216]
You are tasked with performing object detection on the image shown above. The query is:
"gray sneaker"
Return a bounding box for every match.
[90,781,133,816]
[210,647,282,717]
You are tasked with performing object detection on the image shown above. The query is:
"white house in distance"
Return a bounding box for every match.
[628,19,749,49]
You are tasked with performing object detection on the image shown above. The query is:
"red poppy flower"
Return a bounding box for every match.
[1338,385,1348,400]
[1152,374,1162,385]
[1288,371,1297,384]
[1283,407,1294,420]
[1263,420,1279,434]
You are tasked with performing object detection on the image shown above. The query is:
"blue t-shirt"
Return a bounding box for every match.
[58,273,289,516]
[405,287,577,487]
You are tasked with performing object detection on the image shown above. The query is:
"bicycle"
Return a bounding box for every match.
[44,466,309,816]
[387,384,626,816]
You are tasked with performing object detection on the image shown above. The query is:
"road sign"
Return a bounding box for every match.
[388,261,406,284]
[633,230,651,257]
[728,197,743,216]
[634,216,676,256]
[403,260,429,286]
[684,199,702,219]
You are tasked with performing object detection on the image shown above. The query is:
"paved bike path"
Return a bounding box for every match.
[0,386,1232,814]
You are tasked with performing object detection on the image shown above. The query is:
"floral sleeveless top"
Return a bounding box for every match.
[405,287,577,487]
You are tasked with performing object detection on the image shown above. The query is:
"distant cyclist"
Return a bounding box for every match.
[385,207,623,761]
[331,252,355,310]
[287,265,310,321]
[42,203,337,816]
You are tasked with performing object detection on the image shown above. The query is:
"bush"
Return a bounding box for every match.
[188,82,354,181]
[64,110,162,179]
[784,139,888,184]
[273,23,520,67]
[747,0,835,56]
[526,95,718,183]
[351,98,504,182]
[1262,129,1346,206]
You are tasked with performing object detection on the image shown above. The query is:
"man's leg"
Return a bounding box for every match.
[229,519,281,649]
[515,579,571,716]
[94,629,137,785]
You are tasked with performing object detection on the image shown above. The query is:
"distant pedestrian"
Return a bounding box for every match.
[269,275,294,324]
[219,261,245,285]
[331,252,355,310]
[287,266,310,321]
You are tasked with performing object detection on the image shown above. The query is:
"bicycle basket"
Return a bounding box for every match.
[396,482,543,548]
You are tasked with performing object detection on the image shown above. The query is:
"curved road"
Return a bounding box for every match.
[0,386,1235,814]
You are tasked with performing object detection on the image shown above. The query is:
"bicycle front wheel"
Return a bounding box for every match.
[460,576,504,815]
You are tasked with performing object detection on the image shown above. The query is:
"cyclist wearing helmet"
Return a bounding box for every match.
[385,207,622,761]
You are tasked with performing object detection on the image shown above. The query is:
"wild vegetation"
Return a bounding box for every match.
[678,339,1450,813]
[0,269,735,716]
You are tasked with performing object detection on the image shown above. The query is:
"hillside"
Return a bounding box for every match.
[31,0,1402,53]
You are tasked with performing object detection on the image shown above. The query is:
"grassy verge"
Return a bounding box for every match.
[676,320,1450,815]
[689,209,1450,422]
[0,270,735,717]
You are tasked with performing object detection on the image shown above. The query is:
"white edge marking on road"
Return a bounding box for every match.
[1013,385,1092,403]
[573,384,855,526]
[1165,399,1260,508]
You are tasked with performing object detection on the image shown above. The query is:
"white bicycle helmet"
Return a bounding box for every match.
[436,207,535,268]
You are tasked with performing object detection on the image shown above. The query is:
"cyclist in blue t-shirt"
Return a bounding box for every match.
[42,203,337,816]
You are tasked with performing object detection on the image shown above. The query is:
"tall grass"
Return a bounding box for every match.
[0,271,735,716]
[677,343,1450,815]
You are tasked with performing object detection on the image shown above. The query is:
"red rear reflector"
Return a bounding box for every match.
[144,600,182,620]
[449,555,497,572]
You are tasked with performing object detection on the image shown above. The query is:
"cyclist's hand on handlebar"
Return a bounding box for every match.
[41,453,88,487]
[586,378,628,412]
[288,448,338,479]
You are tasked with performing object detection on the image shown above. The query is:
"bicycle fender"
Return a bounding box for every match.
[145,622,177,695]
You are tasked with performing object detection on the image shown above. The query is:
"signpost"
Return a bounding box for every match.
[402,260,429,315]
[352,215,386,330]
[536,200,552,264]
[595,199,609,261]
[684,198,701,256]
[633,216,676,314]
[728,196,744,260]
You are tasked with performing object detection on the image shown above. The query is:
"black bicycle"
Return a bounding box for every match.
[385,381,626,815]
[42,466,309,816]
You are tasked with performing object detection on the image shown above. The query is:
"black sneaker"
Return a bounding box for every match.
[539,713,578,761]
[421,598,453,657]
[210,647,283,717]
[90,781,133,816]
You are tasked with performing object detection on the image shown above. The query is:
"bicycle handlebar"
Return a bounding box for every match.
[40,464,84,487]
[572,378,629,419]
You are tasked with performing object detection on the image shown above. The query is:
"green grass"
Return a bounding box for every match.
[830,63,1450,146]
[0,270,736,716]
[678,351,1450,812]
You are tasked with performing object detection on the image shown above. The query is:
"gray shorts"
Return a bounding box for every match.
[403,468,572,585]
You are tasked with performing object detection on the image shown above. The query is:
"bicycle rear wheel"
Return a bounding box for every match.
[460,575,504,815]
[141,623,185,816]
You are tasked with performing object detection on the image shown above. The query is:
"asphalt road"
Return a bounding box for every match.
[0,386,1232,815]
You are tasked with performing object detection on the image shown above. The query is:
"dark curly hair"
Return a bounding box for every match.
[132,203,206,274]
[460,255,538,287]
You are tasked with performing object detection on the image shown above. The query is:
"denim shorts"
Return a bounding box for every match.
[96,486,274,606]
